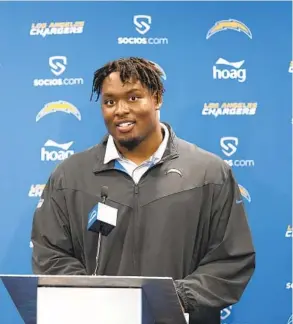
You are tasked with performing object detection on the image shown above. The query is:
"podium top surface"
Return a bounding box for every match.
[0,275,187,324]
[38,274,174,288]
[1,274,175,288]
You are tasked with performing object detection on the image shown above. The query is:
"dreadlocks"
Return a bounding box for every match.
[90,57,165,104]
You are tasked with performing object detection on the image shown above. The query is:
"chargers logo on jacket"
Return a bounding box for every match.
[36,100,81,122]
[206,19,252,39]
[238,184,251,203]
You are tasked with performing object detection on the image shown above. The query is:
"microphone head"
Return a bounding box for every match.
[87,202,117,236]
[101,186,108,199]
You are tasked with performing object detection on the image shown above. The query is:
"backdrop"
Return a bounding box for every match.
[0,1,292,323]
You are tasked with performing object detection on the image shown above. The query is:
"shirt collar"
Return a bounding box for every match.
[104,123,169,165]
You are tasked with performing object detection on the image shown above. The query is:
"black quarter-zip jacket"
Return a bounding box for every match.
[31,123,255,324]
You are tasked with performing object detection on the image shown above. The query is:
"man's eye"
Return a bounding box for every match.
[129,96,139,101]
[104,100,114,105]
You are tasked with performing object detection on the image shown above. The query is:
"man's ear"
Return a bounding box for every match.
[155,104,161,111]
[155,97,163,110]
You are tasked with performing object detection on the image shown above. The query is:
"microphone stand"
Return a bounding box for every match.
[93,232,102,276]
[92,194,107,276]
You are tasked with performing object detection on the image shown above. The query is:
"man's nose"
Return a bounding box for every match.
[115,100,130,115]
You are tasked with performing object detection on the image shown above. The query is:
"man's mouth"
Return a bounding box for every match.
[117,121,134,127]
[116,121,135,133]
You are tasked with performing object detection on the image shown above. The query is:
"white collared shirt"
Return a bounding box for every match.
[104,123,169,184]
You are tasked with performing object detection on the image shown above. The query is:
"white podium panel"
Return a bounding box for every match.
[0,275,188,324]
[37,287,142,324]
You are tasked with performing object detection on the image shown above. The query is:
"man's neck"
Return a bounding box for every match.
[116,125,163,165]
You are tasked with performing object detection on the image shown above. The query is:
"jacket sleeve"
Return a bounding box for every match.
[175,167,256,313]
[31,168,87,275]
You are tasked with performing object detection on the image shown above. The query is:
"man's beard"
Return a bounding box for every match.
[118,136,144,151]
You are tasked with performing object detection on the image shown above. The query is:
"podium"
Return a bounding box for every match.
[0,275,188,324]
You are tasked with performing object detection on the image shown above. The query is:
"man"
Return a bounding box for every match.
[31,57,255,323]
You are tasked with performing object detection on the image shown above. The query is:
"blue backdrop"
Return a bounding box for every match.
[0,1,292,323]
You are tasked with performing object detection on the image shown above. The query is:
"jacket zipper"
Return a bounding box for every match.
[133,183,139,273]
[96,154,178,274]
[130,155,178,274]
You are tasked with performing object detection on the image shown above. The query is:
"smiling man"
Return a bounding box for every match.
[31,57,255,324]
[96,61,164,166]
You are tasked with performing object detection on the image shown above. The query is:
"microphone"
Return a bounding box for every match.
[87,186,117,275]
[101,185,108,202]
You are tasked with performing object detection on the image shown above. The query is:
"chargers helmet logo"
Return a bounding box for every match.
[238,184,251,203]
[150,60,167,80]
[206,19,252,39]
[36,101,81,122]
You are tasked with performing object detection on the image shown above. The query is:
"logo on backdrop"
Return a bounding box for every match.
[206,19,252,39]
[36,101,81,122]
[286,282,293,289]
[213,58,246,83]
[33,56,84,87]
[221,306,232,324]
[41,140,75,162]
[117,15,168,45]
[288,61,293,73]
[220,137,255,167]
[238,184,251,203]
[134,15,151,35]
[50,56,67,76]
[28,184,45,197]
[285,225,292,238]
[150,61,167,80]
[202,102,257,117]
[221,137,238,156]
[30,21,85,37]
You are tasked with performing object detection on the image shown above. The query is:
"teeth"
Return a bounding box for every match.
[119,122,133,127]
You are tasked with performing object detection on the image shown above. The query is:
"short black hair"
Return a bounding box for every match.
[90,57,165,104]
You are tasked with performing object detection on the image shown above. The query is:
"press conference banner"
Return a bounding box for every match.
[0,1,292,323]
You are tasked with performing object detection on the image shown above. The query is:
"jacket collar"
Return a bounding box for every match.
[92,122,179,174]
[103,122,170,165]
